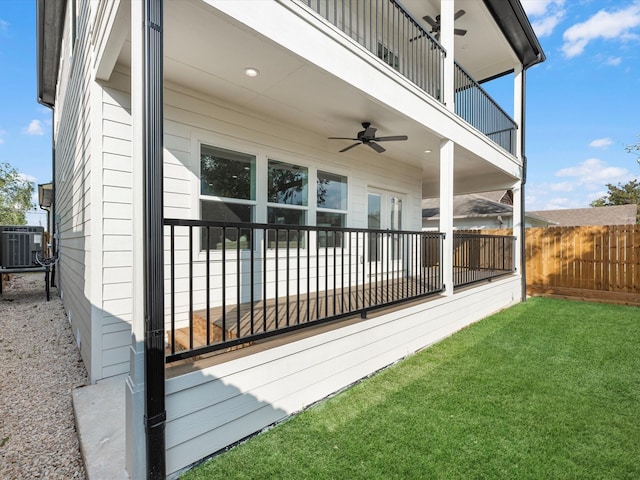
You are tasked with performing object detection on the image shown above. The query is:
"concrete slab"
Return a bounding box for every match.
[72,374,129,479]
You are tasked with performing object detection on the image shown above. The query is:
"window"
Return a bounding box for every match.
[267,160,308,248]
[317,171,347,247]
[200,145,255,250]
[268,160,307,206]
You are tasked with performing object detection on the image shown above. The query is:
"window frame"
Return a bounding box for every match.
[198,142,258,252]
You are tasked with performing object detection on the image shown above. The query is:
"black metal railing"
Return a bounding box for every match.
[454,63,517,155]
[453,233,516,287]
[165,219,444,362]
[302,0,445,101]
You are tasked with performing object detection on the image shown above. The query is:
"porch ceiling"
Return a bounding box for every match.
[115,0,520,195]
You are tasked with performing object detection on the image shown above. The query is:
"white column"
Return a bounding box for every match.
[125,0,147,477]
[512,180,522,274]
[513,65,524,161]
[440,0,455,110]
[439,139,454,295]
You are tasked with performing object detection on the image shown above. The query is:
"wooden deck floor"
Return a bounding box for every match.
[168,267,514,356]
[169,273,442,353]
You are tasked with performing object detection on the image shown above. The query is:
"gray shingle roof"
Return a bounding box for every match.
[528,204,638,226]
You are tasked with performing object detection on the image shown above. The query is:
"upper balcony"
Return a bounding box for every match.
[93,0,543,195]
[300,0,520,155]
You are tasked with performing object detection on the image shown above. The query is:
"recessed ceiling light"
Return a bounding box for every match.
[424,149,432,154]
[244,67,260,77]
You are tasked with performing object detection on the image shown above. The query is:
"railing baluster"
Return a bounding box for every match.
[221,226,226,341]
[297,228,301,325]
[189,226,193,350]
[263,227,267,333]
[170,224,175,354]
[250,228,254,335]
[306,231,310,323]
[237,227,241,339]
[206,227,210,345]
[286,229,290,327]
[275,229,279,329]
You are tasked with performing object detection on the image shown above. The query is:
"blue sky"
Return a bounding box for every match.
[0,1,639,226]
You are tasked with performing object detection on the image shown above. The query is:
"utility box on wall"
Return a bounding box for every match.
[0,226,45,268]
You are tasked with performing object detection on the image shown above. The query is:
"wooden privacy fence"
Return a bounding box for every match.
[525,225,640,305]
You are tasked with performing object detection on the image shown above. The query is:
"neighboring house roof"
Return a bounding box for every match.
[528,204,638,227]
[422,194,512,220]
[479,189,513,205]
[422,193,551,225]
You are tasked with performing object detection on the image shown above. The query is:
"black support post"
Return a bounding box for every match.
[520,68,528,303]
[143,0,166,478]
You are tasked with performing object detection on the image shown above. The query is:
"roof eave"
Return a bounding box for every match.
[37,0,67,108]
[482,0,546,70]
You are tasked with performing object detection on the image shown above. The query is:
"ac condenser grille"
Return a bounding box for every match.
[0,226,45,268]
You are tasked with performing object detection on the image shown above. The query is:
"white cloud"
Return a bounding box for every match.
[0,129,6,144]
[605,56,622,66]
[562,3,640,58]
[19,173,38,183]
[589,138,613,148]
[24,119,44,136]
[532,11,566,37]
[555,158,632,185]
[0,19,8,32]
[549,181,574,192]
[521,0,565,17]
[521,0,566,37]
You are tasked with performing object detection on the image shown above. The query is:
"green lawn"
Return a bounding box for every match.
[181,297,640,479]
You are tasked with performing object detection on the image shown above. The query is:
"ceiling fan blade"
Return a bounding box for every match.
[423,15,438,28]
[454,9,466,20]
[374,135,408,142]
[368,142,386,153]
[339,143,361,153]
[328,137,358,140]
[455,28,467,36]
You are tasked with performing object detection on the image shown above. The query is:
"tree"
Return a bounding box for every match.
[626,136,640,164]
[590,179,640,223]
[0,162,35,225]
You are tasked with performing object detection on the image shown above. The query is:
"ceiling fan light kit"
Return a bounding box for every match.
[328,122,408,153]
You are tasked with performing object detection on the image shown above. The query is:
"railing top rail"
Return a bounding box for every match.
[164,218,445,237]
[454,232,516,240]
[454,61,517,128]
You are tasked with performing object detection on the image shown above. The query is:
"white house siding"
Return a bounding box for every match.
[99,68,134,379]
[54,0,97,379]
[164,274,521,477]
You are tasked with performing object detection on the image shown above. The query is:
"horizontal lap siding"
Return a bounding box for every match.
[100,70,133,379]
[55,1,94,376]
[165,276,521,476]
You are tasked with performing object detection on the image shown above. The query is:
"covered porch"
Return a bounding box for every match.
[163,220,516,362]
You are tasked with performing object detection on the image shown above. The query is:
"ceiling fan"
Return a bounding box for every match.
[423,9,467,40]
[328,122,408,153]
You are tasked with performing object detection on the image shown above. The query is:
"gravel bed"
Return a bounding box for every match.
[0,272,88,480]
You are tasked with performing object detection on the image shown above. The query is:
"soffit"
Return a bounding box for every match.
[116,0,523,195]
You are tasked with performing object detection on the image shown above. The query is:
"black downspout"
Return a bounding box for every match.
[50,107,57,287]
[143,0,166,478]
[520,66,529,303]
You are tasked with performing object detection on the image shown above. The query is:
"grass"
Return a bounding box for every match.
[181,297,640,479]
